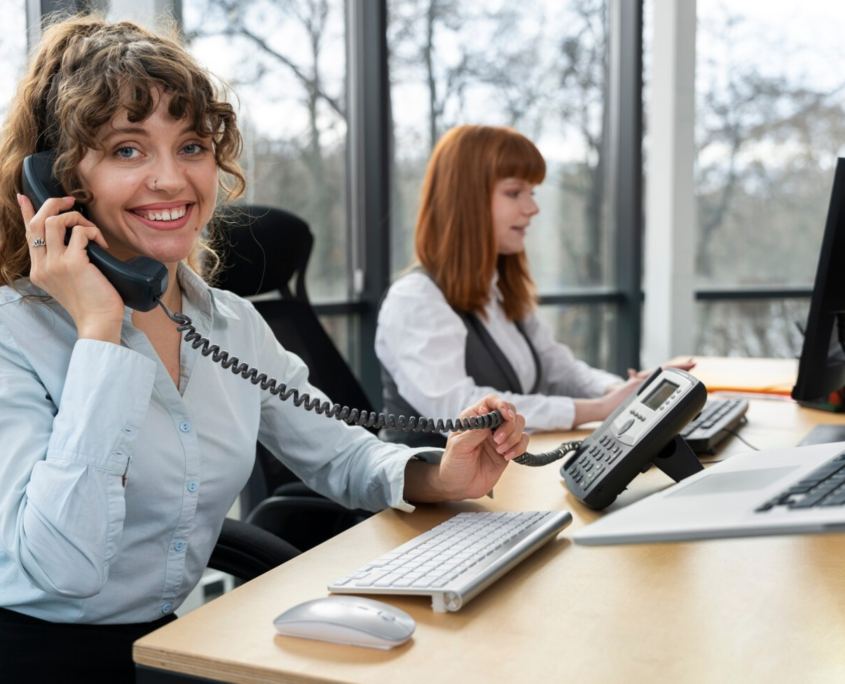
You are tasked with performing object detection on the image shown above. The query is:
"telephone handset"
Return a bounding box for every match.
[19,151,504,438]
[21,151,168,312]
[557,368,708,509]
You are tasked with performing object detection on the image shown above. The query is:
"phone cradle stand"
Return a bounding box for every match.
[648,435,703,482]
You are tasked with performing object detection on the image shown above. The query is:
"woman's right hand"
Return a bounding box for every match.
[18,194,125,344]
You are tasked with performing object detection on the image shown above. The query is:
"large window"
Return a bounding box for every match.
[0,0,27,127]
[183,0,349,305]
[691,2,845,356]
[386,0,617,368]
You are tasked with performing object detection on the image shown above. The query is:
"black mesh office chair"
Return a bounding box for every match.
[214,204,375,551]
[209,518,300,582]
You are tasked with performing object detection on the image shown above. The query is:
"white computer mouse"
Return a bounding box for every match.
[273,596,416,650]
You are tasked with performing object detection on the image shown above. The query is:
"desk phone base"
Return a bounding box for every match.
[561,368,708,509]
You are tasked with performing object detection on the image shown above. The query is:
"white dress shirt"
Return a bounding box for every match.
[376,272,622,431]
[0,265,430,625]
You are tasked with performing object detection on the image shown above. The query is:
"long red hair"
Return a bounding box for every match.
[414,125,545,321]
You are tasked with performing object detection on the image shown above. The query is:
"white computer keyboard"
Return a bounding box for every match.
[328,510,572,612]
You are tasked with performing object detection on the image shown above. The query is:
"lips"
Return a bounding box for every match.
[128,203,194,231]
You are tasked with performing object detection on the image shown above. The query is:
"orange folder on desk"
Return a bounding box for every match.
[674,357,798,396]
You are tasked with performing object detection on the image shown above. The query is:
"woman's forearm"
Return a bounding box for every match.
[403,460,458,503]
[572,397,609,428]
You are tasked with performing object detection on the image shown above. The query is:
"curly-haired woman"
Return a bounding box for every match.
[0,18,527,682]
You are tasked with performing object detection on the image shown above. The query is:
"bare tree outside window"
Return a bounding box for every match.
[690,2,845,357]
[184,0,348,304]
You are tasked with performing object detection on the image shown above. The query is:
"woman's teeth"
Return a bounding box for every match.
[143,206,187,221]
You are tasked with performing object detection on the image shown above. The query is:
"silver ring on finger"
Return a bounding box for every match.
[30,237,47,248]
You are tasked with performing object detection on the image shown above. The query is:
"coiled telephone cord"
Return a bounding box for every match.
[160,302,502,435]
[512,440,583,467]
[160,301,581,465]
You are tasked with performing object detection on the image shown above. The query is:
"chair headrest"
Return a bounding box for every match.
[214,204,313,299]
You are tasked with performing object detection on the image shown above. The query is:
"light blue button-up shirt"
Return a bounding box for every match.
[0,265,430,624]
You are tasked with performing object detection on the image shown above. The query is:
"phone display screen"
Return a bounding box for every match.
[642,380,680,410]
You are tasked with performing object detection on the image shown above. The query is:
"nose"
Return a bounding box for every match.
[148,154,187,194]
[524,195,539,216]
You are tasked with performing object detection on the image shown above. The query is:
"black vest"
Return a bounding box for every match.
[379,269,541,448]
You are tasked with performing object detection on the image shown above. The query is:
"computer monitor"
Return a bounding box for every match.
[791,158,845,411]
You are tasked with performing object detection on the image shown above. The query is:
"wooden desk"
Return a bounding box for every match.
[135,362,845,684]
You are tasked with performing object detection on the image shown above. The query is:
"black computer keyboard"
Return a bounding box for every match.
[756,452,845,512]
[680,397,749,454]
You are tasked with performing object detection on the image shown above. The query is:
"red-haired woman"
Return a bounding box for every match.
[377,125,691,448]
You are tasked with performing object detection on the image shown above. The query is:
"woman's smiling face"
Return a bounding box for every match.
[75,92,218,265]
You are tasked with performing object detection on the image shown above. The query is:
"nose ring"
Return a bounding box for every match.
[154,179,158,190]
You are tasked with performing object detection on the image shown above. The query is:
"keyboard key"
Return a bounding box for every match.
[374,574,405,587]
[411,577,437,588]
[818,496,845,507]
[791,493,830,508]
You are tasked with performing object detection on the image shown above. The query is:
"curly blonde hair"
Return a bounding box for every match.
[0,14,245,289]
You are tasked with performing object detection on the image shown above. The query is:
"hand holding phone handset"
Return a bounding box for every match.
[19,151,503,437]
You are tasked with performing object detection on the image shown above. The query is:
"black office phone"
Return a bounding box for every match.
[559,368,708,509]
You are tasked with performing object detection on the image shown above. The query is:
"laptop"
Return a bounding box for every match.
[574,441,845,545]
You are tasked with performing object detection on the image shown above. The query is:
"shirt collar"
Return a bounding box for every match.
[490,269,504,304]
[177,263,240,321]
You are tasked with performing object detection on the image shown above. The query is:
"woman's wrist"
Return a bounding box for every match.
[403,460,458,503]
[572,397,609,428]
[76,319,123,345]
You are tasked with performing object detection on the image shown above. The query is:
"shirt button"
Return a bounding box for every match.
[161,603,172,614]
[174,541,187,552]
[187,481,198,493]
[179,421,191,433]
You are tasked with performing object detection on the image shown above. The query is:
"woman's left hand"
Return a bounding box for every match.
[438,395,528,500]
